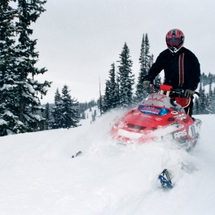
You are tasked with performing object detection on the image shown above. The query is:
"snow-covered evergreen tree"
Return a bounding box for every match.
[102,80,111,113]
[108,63,119,108]
[135,34,151,102]
[51,87,80,129]
[103,63,119,112]
[61,85,80,128]
[118,43,134,108]
[51,89,63,129]
[207,79,213,114]
[212,87,215,114]
[42,102,50,130]
[194,73,215,114]
[0,0,26,135]
[13,0,51,131]
[135,34,161,100]
[198,84,208,114]
[0,0,51,135]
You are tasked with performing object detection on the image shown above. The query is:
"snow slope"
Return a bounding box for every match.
[0,110,215,215]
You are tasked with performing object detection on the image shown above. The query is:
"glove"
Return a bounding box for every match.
[184,89,195,98]
[143,80,150,89]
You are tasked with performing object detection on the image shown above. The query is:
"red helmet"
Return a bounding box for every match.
[166,29,184,53]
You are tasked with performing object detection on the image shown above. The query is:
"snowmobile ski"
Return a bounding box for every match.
[71,151,82,158]
[158,169,173,189]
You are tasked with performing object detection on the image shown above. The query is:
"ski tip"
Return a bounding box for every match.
[71,151,82,158]
[158,169,174,189]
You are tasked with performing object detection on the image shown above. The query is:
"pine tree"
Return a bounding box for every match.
[61,85,80,128]
[0,1,26,135]
[135,34,150,102]
[0,0,51,135]
[118,43,134,108]
[212,87,215,114]
[103,63,119,112]
[51,89,63,129]
[98,77,103,115]
[198,84,208,114]
[103,80,111,112]
[13,0,51,131]
[42,102,50,130]
[109,63,119,108]
[207,79,213,114]
[115,75,120,107]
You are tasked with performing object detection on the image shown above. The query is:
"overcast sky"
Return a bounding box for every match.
[32,0,215,103]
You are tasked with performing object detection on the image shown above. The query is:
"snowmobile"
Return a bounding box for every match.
[111,84,202,149]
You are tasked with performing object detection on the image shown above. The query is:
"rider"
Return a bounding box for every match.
[143,29,201,117]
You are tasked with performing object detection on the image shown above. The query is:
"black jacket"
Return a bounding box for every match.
[145,47,201,90]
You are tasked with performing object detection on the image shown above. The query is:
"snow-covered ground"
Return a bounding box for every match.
[0,109,215,215]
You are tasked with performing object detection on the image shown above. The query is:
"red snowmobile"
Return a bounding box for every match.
[111,84,202,148]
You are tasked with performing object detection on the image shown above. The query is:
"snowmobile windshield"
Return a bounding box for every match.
[143,93,184,112]
[138,105,170,116]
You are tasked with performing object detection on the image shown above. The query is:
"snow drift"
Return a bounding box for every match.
[0,110,215,215]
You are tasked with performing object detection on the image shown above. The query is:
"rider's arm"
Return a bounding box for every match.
[144,52,165,83]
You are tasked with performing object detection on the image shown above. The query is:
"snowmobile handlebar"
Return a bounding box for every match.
[153,84,200,97]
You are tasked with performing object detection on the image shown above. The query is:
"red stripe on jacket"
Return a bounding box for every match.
[178,53,184,87]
